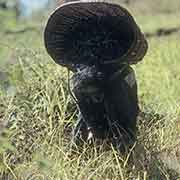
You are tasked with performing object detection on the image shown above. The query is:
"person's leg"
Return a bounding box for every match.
[72,113,88,146]
[105,66,139,153]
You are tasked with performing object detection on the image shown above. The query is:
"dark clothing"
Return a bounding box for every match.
[71,64,139,151]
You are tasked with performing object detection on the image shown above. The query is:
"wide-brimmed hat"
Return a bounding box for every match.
[44,1,148,70]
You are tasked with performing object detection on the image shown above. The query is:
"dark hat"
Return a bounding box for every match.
[44,1,148,70]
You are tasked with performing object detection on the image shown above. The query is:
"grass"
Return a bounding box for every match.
[0,1,180,179]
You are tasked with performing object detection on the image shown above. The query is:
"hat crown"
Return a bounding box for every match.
[44,1,148,70]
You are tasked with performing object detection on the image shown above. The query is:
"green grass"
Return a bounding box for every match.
[0,1,180,179]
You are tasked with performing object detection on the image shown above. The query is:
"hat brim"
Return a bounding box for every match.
[44,1,148,70]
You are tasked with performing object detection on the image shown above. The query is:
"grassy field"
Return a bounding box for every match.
[0,1,180,179]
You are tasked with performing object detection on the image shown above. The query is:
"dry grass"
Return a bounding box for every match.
[0,1,180,179]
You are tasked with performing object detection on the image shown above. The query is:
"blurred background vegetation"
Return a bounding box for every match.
[0,0,180,179]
